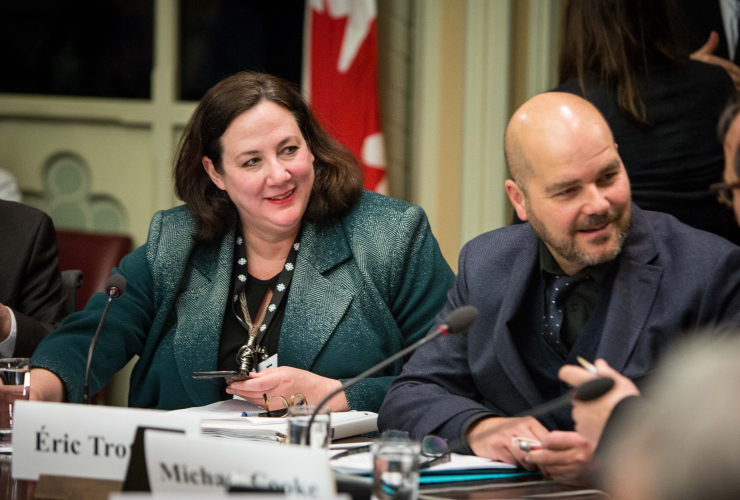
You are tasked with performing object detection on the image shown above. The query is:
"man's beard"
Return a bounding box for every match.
[527,203,631,269]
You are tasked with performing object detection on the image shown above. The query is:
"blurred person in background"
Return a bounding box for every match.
[556,0,740,244]
[0,200,67,357]
[714,97,740,222]
[604,333,740,499]
[0,169,21,202]
[679,0,740,64]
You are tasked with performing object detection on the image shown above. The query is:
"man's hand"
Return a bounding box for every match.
[0,305,11,343]
[526,431,594,485]
[28,368,65,402]
[466,416,550,471]
[690,31,740,91]
[559,359,640,445]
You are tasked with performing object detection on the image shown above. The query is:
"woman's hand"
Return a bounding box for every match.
[226,367,350,412]
[690,31,740,91]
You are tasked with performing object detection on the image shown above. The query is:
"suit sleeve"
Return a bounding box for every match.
[30,213,163,403]
[378,241,495,442]
[342,205,455,411]
[699,244,740,325]
[11,214,68,357]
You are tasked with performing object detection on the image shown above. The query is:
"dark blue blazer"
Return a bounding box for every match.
[378,205,740,441]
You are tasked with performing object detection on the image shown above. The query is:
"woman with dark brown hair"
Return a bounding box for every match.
[29,72,454,412]
[555,0,740,243]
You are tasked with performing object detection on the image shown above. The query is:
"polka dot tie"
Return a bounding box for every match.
[542,274,586,358]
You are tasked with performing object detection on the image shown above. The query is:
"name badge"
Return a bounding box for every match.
[12,401,200,480]
[144,430,335,497]
[257,354,278,372]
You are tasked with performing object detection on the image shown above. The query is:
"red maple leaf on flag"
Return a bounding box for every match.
[305,0,387,193]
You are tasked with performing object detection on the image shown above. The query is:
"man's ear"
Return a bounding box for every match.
[202,157,226,191]
[505,179,529,221]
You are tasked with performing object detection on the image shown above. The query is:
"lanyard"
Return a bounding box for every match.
[231,229,301,348]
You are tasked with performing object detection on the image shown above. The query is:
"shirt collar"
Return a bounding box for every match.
[538,239,615,286]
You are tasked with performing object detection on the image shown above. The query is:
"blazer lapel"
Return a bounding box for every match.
[596,260,661,372]
[279,218,358,371]
[172,236,233,406]
[491,231,553,423]
[596,205,662,372]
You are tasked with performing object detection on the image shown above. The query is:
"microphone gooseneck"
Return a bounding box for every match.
[82,275,127,404]
[303,305,479,443]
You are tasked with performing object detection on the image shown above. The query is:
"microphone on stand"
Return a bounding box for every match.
[82,274,127,404]
[305,305,479,443]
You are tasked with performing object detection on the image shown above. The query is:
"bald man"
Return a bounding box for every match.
[378,93,740,484]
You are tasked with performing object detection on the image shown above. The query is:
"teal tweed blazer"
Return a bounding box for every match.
[31,191,454,411]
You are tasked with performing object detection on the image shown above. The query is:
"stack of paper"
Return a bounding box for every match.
[200,419,286,442]
[170,399,378,442]
[331,451,515,475]
[331,451,538,485]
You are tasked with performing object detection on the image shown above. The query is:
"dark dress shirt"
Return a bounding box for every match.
[539,241,615,351]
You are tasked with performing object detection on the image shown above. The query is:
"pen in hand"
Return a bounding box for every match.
[576,356,598,375]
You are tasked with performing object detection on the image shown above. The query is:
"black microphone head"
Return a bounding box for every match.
[106,274,127,298]
[574,377,615,401]
[444,305,478,334]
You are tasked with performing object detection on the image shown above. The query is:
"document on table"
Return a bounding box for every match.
[170,399,378,440]
[170,398,267,419]
[331,451,517,476]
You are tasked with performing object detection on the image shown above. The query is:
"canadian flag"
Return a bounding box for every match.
[303,0,387,194]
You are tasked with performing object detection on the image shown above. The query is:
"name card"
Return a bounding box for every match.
[144,430,335,498]
[111,495,350,500]
[12,401,201,481]
[111,496,285,500]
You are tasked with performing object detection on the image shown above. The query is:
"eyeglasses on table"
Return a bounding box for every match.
[331,432,451,470]
[261,392,307,418]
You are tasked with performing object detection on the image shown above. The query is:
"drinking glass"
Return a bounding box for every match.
[371,437,420,500]
[286,405,331,449]
[0,358,30,441]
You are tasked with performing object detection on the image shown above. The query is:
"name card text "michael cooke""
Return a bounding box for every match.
[144,430,335,497]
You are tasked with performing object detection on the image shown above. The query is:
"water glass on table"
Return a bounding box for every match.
[286,405,331,449]
[0,358,30,442]
[371,436,420,500]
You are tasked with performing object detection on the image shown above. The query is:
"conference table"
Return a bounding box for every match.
[0,452,607,500]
